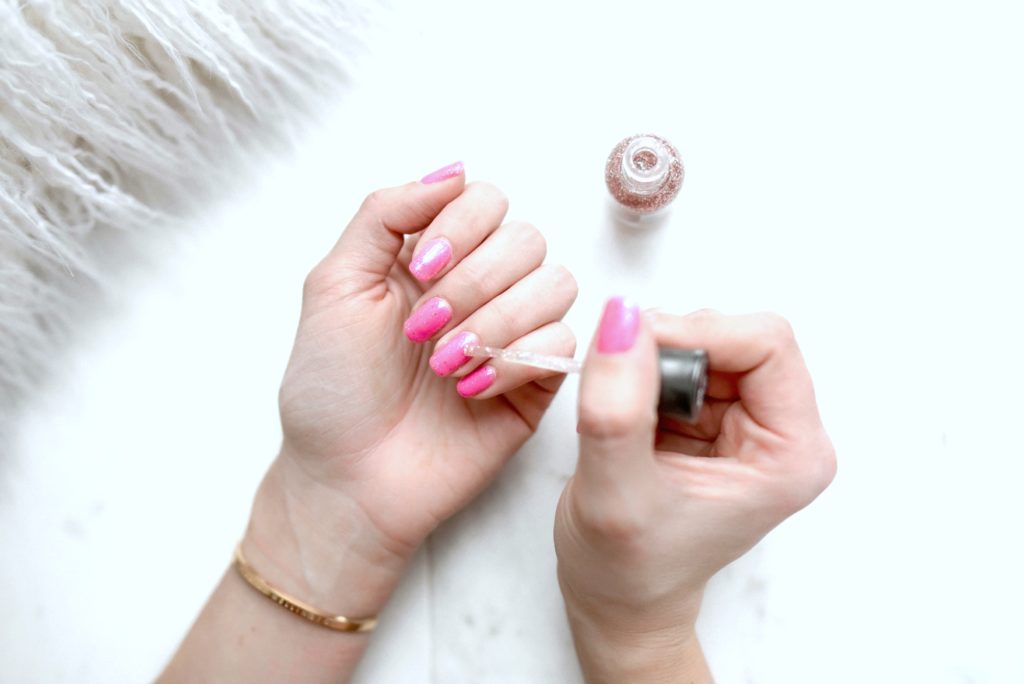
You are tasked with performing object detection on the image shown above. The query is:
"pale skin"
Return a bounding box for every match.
[160,167,835,682]
[555,305,836,682]
[160,167,579,682]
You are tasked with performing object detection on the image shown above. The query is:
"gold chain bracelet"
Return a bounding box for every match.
[233,543,378,633]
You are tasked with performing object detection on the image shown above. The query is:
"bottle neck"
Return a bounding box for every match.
[619,136,671,196]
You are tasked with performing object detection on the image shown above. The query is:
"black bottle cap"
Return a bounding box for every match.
[657,347,708,424]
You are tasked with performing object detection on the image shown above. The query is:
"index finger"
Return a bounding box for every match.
[649,309,823,438]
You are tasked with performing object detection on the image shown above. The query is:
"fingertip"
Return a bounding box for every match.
[403,297,452,343]
[420,161,465,185]
[456,364,496,398]
[408,237,453,281]
[429,331,478,377]
[594,296,641,354]
[332,171,466,283]
[582,297,656,369]
[578,299,659,440]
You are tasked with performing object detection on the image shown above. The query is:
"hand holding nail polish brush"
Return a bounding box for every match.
[552,298,836,682]
[463,342,708,424]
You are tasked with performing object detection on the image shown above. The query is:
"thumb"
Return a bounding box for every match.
[327,162,466,287]
[575,297,660,504]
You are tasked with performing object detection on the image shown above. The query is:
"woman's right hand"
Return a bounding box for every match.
[554,300,836,682]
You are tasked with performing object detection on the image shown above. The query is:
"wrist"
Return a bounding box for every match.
[558,570,707,683]
[242,449,411,619]
[563,607,707,684]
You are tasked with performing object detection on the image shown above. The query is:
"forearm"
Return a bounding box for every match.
[159,455,409,683]
[158,565,373,683]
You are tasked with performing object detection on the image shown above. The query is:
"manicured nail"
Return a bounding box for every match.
[456,365,496,398]
[409,237,452,282]
[404,297,453,343]
[430,331,478,376]
[420,161,464,185]
[596,296,640,353]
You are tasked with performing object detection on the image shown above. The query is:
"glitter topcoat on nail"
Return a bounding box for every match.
[404,297,453,343]
[409,237,452,282]
[420,161,465,185]
[430,331,478,376]
[456,364,496,398]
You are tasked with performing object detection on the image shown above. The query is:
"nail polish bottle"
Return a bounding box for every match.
[605,134,684,216]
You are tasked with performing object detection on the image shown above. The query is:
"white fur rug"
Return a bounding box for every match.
[0,1,373,433]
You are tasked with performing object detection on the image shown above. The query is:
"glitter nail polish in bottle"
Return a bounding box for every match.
[605,133,684,216]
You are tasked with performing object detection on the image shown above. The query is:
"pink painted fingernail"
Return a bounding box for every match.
[430,331,478,376]
[409,237,452,282]
[404,297,453,343]
[457,365,496,398]
[596,296,640,353]
[420,161,464,185]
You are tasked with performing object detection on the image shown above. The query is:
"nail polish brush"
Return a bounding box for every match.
[463,344,708,423]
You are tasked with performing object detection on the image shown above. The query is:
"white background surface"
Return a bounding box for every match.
[3,0,1024,682]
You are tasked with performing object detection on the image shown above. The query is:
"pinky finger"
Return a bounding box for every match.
[456,321,576,399]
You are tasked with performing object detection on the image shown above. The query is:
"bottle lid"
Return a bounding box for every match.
[657,347,708,423]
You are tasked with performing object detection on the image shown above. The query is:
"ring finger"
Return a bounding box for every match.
[426,263,579,377]
[455,321,577,399]
[403,221,546,343]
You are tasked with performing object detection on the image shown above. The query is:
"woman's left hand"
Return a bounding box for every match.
[245,165,577,616]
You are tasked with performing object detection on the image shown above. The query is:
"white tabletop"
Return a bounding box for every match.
[3,1,1023,681]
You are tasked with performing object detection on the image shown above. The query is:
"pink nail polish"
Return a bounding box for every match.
[409,238,452,282]
[457,365,496,398]
[430,331,478,376]
[420,161,464,185]
[404,297,453,343]
[596,297,640,353]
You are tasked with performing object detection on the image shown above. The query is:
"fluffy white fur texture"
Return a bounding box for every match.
[0,1,372,433]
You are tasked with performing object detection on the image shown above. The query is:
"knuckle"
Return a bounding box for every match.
[768,481,809,518]
[302,261,356,303]
[757,312,796,345]
[487,296,517,329]
[553,322,578,356]
[466,181,509,213]
[302,264,330,300]
[508,221,547,257]
[540,263,579,302]
[360,189,387,213]
[686,307,722,325]
[571,494,648,546]
[583,511,646,545]
[457,259,497,296]
[578,397,654,440]
[556,264,579,301]
[771,442,837,515]
[816,440,838,491]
